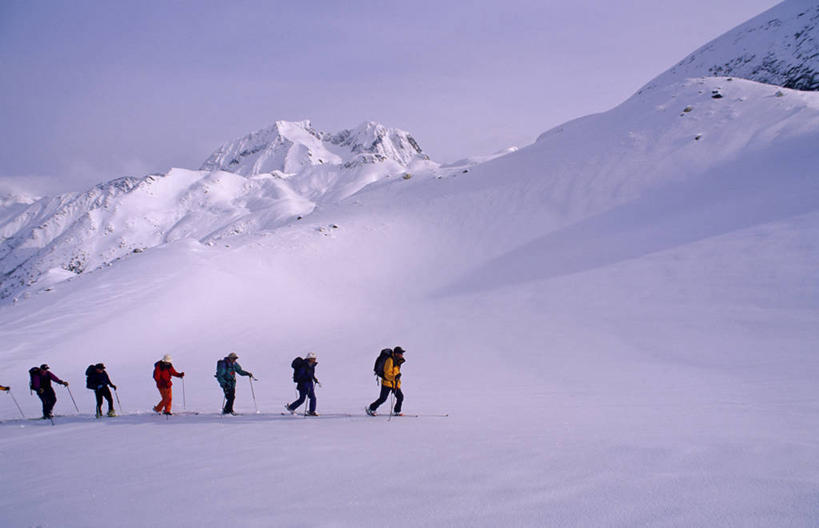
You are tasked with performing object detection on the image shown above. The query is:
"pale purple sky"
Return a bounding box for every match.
[0,0,780,194]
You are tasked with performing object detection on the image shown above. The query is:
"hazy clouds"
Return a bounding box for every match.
[0,0,780,194]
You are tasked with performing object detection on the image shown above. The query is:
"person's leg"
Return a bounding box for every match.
[95,389,104,416]
[288,385,307,411]
[159,387,173,413]
[154,387,164,412]
[369,384,392,412]
[102,387,114,413]
[223,386,236,413]
[307,384,316,414]
[44,388,57,417]
[38,392,49,417]
[393,388,404,414]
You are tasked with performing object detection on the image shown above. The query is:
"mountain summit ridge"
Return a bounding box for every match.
[200,120,427,176]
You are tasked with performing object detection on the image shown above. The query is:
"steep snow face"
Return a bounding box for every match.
[200,120,428,176]
[644,0,819,91]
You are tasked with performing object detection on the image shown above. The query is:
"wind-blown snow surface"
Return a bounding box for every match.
[1,77,818,527]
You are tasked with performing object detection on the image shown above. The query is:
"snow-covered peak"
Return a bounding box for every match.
[643,0,819,92]
[201,120,428,176]
[326,121,426,167]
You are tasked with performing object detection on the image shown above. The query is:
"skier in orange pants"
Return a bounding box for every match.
[152,355,184,415]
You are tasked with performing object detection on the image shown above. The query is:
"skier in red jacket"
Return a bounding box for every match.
[153,355,184,415]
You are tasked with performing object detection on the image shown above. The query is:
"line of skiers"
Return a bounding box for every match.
[9,346,407,419]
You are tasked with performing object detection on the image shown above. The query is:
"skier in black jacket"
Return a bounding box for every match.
[285,352,320,416]
[85,363,117,417]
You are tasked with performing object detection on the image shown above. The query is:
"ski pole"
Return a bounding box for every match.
[65,385,80,414]
[248,377,259,414]
[388,386,395,422]
[182,377,187,410]
[114,388,123,413]
[7,390,25,419]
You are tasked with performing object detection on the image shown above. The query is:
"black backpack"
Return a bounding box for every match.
[291,357,305,382]
[373,349,393,378]
[29,367,40,390]
[85,365,96,389]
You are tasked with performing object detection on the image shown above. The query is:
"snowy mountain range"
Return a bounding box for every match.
[0,1,817,307]
[0,121,437,301]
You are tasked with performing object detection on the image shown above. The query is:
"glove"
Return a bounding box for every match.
[37,388,44,394]
[179,372,185,377]
[0,386,9,391]
[315,380,322,388]
[63,381,69,386]
[111,385,117,390]
[395,373,401,380]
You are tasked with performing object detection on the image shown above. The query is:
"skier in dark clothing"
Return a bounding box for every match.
[30,364,68,419]
[85,363,117,418]
[367,347,405,416]
[215,352,255,415]
[285,352,320,416]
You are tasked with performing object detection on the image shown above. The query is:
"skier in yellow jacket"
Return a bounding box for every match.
[366,347,405,416]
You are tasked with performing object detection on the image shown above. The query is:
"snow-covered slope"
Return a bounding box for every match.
[1,76,817,527]
[644,0,819,91]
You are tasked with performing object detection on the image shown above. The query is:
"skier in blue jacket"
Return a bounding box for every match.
[215,353,254,415]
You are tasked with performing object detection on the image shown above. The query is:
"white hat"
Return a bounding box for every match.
[306,352,317,359]
[162,354,173,363]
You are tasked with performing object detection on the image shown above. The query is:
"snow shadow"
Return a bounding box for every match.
[0,412,366,427]
[438,135,819,296]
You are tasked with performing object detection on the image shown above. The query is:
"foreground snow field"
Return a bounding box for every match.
[1,72,818,527]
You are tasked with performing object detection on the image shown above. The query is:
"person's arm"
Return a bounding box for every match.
[235,362,252,377]
[105,373,117,390]
[49,371,67,386]
[170,366,184,378]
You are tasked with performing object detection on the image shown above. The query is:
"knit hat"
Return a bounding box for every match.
[95,363,105,369]
[227,352,238,360]
[40,364,50,370]
[393,347,405,355]
[162,355,173,363]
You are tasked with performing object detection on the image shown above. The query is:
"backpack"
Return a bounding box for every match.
[373,349,393,378]
[215,359,228,383]
[85,365,96,389]
[291,357,305,382]
[29,367,40,390]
